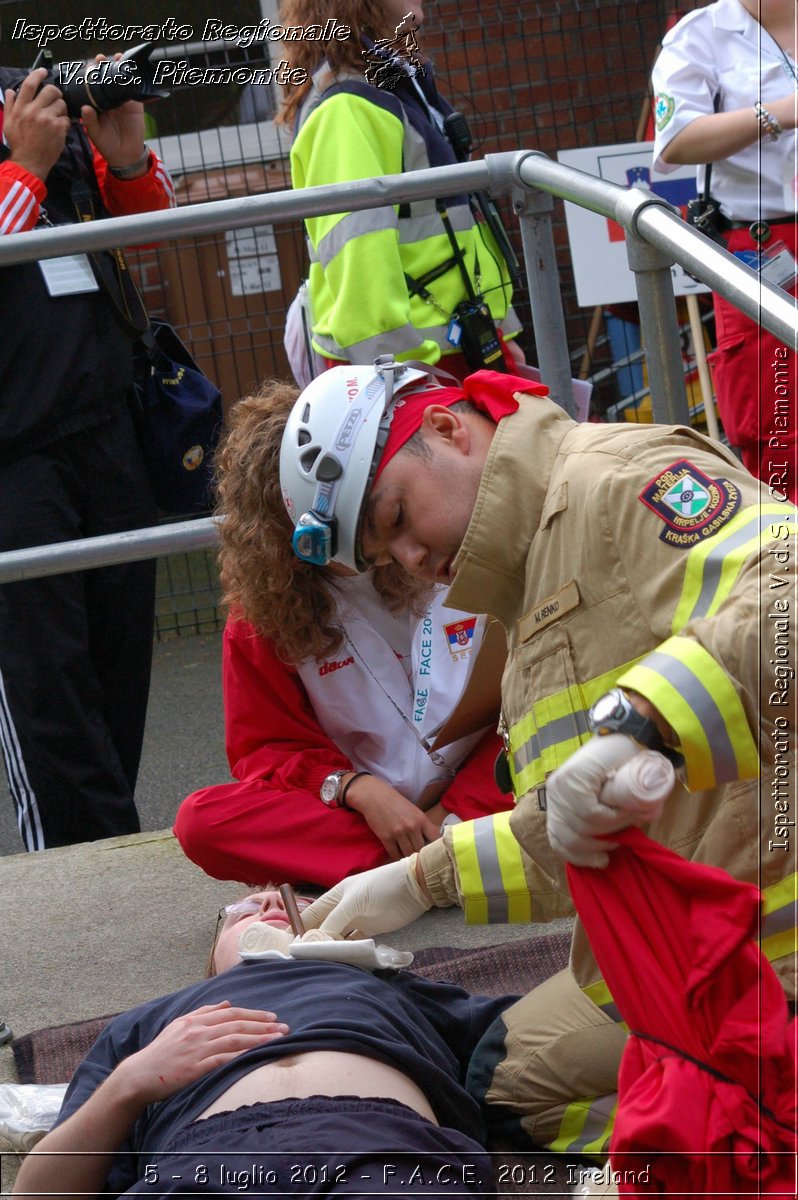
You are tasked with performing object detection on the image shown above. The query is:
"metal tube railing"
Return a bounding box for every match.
[512,151,797,350]
[1,148,795,583]
[0,150,793,346]
[0,520,219,584]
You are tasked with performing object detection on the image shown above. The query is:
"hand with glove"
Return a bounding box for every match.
[300,854,433,938]
[545,734,676,869]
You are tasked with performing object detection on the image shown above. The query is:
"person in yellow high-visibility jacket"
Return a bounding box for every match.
[279,0,523,378]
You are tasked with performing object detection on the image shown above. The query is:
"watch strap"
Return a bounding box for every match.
[341,771,371,810]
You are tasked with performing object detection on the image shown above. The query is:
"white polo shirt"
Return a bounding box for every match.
[652,0,798,220]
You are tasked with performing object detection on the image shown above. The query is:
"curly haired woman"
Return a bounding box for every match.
[279,0,524,378]
[174,381,510,888]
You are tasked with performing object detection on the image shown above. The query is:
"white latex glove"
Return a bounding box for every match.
[545,734,675,868]
[300,855,432,938]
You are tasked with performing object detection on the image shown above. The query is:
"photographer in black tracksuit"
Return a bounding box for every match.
[0,64,175,851]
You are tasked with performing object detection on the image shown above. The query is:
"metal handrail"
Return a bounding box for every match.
[0,148,794,582]
[511,151,796,348]
[0,149,793,346]
[0,519,219,584]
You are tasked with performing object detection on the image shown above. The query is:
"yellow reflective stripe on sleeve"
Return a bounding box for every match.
[672,505,797,632]
[760,873,797,962]
[450,817,489,926]
[508,660,645,796]
[618,637,758,791]
[491,817,535,924]
[450,812,535,925]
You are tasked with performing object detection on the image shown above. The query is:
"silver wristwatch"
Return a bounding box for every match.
[587,688,665,752]
[320,769,349,807]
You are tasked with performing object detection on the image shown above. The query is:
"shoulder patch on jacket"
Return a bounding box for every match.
[639,459,741,548]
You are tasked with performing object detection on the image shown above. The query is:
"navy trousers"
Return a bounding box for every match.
[0,407,157,850]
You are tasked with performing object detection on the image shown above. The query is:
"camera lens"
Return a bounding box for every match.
[45,45,169,118]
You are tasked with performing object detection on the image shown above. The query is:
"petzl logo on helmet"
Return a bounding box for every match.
[639,459,740,547]
[336,408,361,450]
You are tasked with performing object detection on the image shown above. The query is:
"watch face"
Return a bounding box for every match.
[590,690,625,725]
[320,772,344,805]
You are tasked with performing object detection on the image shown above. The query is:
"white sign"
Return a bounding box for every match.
[224,226,282,296]
[557,141,710,306]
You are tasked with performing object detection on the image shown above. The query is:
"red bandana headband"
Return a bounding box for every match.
[373,369,550,483]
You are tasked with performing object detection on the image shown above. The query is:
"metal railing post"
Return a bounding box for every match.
[622,212,691,426]
[498,157,575,418]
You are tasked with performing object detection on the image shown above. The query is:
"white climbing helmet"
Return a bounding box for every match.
[280,355,432,572]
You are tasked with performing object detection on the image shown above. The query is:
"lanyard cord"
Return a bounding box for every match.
[342,629,457,775]
[761,23,798,86]
[68,128,150,338]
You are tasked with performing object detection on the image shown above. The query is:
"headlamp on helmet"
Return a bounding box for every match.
[292,513,335,566]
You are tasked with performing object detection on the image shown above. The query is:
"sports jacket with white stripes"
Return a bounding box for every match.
[0,66,175,459]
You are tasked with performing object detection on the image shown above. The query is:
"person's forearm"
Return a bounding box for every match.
[13,1069,146,1199]
[662,98,796,165]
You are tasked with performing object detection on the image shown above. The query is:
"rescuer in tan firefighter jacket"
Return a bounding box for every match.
[277,356,796,1154]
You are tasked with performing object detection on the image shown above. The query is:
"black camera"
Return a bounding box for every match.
[36,44,169,119]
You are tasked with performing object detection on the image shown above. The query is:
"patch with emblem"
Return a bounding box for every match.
[654,92,675,131]
[443,617,478,660]
[639,459,741,547]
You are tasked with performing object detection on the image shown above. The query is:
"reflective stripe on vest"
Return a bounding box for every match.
[507,660,644,797]
[507,504,795,798]
[311,316,456,363]
[312,203,475,270]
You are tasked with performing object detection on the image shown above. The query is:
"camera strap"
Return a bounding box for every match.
[69,131,150,339]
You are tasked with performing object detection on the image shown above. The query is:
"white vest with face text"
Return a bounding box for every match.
[296,575,487,803]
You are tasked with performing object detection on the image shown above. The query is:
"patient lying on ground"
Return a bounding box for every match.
[12,889,519,1198]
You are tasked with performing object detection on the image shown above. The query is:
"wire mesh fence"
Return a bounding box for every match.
[154,549,222,639]
[1,0,710,632]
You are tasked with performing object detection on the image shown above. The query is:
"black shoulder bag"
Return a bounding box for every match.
[70,153,222,517]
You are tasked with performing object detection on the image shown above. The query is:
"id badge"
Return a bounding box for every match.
[733,240,798,291]
[759,241,798,290]
[446,316,463,347]
[39,255,100,297]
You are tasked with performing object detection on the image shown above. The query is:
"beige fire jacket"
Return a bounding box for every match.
[419,393,796,1002]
